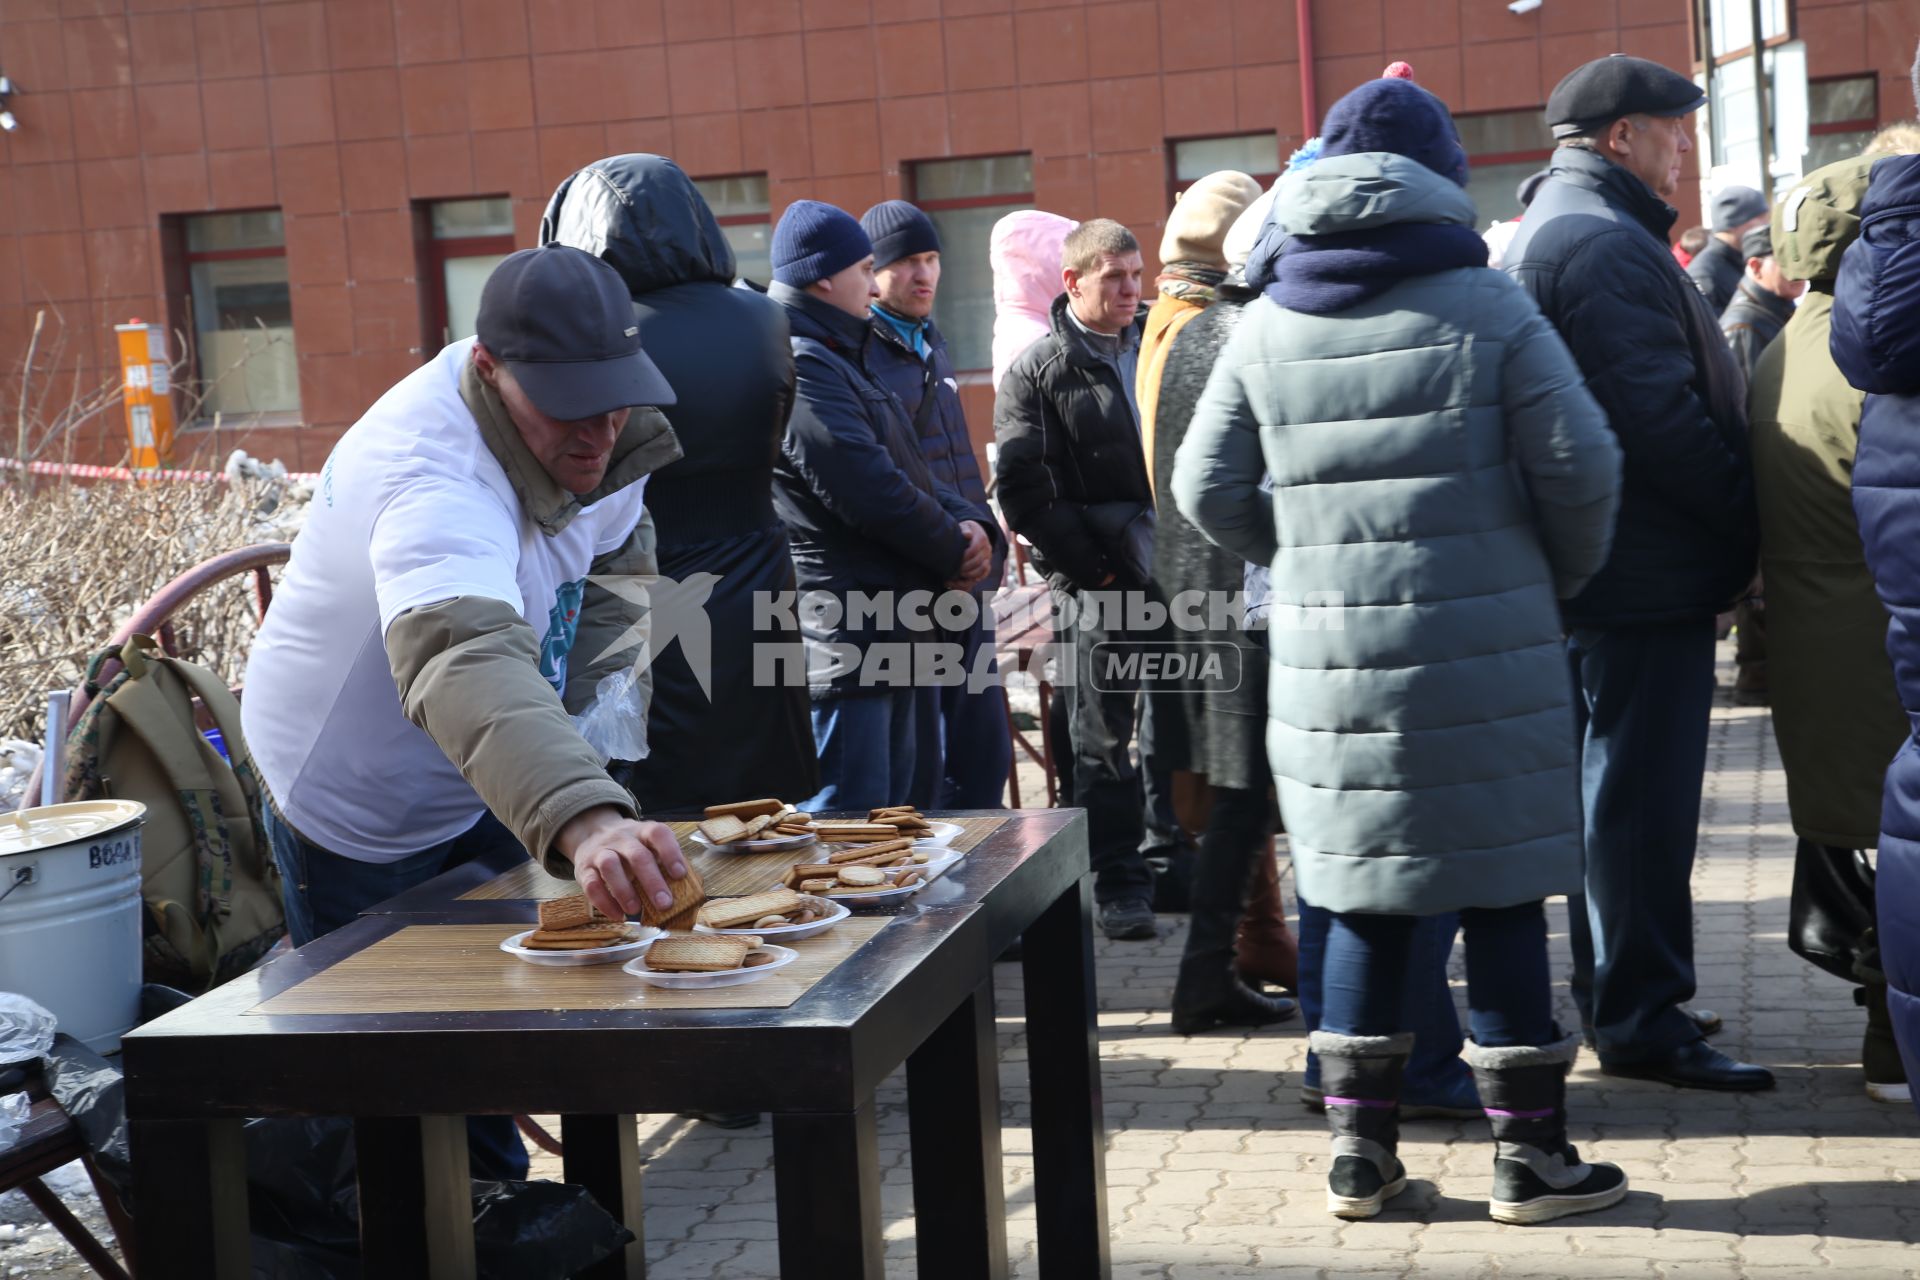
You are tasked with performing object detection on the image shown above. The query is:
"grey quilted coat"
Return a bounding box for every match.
[1171,153,1623,916]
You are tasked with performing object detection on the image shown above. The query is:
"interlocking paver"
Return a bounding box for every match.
[9,645,1920,1277]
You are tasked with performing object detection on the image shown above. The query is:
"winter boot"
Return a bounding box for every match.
[1859,979,1910,1103]
[1462,1033,1628,1225]
[1310,1030,1412,1219]
[1171,799,1296,1034]
[1235,843,1299,991]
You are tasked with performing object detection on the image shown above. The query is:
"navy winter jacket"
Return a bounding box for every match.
[1834,152,1920,1101]
[770,282,986,696]
[1504,147,1757,627]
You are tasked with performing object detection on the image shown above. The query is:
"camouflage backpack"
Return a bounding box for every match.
[63,634,285,991]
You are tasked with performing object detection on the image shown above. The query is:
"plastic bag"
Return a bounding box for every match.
[0,1089,28,1152]
[0,992,58,1065]
[571,665,649,765]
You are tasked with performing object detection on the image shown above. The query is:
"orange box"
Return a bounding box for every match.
[115,321,177,471]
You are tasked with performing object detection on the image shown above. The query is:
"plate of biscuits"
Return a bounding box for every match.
[501,893,660,966]
[693,888,849,941]
[779,860,929,905]
[623,935,798,988]
[692,798,818,852]
[811,807,961,848]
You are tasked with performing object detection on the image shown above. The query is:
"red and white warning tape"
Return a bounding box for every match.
[0,456,320,485]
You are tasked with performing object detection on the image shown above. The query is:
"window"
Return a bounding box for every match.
[694,174,773,286]
[1168,133,1281,208]
[1456,109,1555,225]
[1805,75,1878,171]
[421,197,516,349]
[909,155,1035,373]
[181,210,299,418]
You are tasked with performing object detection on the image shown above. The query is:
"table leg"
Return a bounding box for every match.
[355,1115,477,1280]
[772,1101,884,1280]
[906,979,1008,1280]
[1021,876,1111,1278]
[561,1114,646,1279]
[128,1117,248,1280]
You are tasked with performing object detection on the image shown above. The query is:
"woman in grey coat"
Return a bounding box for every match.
[1174,78,1627,1226]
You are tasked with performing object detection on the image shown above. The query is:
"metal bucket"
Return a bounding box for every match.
[0,800,146,1054]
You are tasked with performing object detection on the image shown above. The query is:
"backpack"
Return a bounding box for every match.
[61,634,285,991]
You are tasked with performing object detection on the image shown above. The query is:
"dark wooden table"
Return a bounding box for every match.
[122,809,1108,1280]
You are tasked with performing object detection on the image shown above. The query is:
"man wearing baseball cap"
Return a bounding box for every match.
[243,246,691,1174]
[1689,185,1773,312]
[1505,56,1769,1092]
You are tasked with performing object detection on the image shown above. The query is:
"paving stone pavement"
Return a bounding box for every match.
[6,650,1919,1277]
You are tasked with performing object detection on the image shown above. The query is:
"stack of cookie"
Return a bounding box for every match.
[698,798,813,844]
[867,806,935,838]
[643,934,777,972]
[521,893,642,951]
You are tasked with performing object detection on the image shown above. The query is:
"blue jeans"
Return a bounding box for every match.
[804,690,915,812]
[1567,621,1716,1061]
[262,799,531,1181]
[1298,898,1471,1095]
[1322,901,1555,1050]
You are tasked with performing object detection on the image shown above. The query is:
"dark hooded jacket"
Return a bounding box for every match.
[1834,151,1920,1097]
[770,283,982,698]
[541,153,817,807]
[1721,276,1796,383]
[1504,145,1757,626]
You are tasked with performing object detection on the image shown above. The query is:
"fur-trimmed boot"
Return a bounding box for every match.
[1309,1030,1412,1219]
[1462,1033,1628,1225]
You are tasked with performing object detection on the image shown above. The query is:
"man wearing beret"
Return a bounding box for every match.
[767,200,999,810]
[1505,55,1770,1091]
[1689,185,1773,313]
[1721,225,1805,383]
[859,199,1012,810]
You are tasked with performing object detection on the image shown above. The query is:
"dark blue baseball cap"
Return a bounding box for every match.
[474,245,676,420]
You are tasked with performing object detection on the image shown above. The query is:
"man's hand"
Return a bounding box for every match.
[949,520,993,590]
[555,805,689,920]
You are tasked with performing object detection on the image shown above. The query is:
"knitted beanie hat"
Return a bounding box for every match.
[861,200,942,270]
[1160,170,1263,267]
[1319,77,1470,187]
[772,200,872,287]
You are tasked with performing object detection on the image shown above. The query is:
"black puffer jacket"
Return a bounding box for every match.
[1505,146,1757,626]
[866,310,1006,594]
[771,282,984,697]
[993,294,1153,591]
[540,153,818,808]
[1721,277,1795,384]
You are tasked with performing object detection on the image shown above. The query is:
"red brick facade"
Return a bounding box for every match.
[1,0,1914,471]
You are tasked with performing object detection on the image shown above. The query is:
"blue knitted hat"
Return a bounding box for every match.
[1319,77,1470,187]
[860,200,942,270]
[772,200,873,287]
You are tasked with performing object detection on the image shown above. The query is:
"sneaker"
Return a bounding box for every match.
[1327,1152,1408,1219]
[1867,1079,1912,1104]
[1099,896,1157,940]
[1488,1144,1628,1225]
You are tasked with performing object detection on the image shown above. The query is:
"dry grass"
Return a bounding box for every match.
[0,477,294,744]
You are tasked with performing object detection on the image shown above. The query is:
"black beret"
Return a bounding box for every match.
[1546,55,1706,138]
[1740,225,1773,259]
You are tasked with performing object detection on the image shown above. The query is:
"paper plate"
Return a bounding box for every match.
[623,943,799,988]
[694,896,850,941]
[810,879,921,906]
[914,821,964,846]
[500,926,660,967]
[886,851,961,883]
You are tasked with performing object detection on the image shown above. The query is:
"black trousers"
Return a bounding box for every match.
[1052,585,1152,904]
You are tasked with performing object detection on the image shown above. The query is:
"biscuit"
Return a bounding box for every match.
[639,863,707,928]
[836,865,885,887]
[537,894,596,931]
[894,869,923,887]
[828,838,911,864]
[703,798,786,821]
[742,951,777,968]
[741,813,776,839]
[799,878,837,893]
[644,934,752,972]
[699,887,805,929]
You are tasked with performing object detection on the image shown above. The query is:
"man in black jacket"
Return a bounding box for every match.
[768,200,996,811]
[861,199,1012,810]
[1506,56,1771,1091]
[1687,185,1771,313]
[1720,224,1804,382]
[994,218,1159,939]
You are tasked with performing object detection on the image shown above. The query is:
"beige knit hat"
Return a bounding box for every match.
[1161,170,1263,268]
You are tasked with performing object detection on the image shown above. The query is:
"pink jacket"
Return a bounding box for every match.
[989,210,1077,393]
